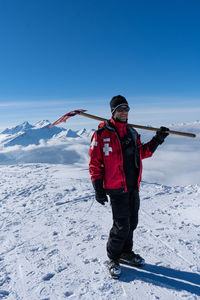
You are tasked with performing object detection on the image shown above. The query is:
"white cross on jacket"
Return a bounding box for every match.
[103,143,112,156]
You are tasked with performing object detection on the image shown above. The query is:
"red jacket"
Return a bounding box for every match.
[89,118,154,192]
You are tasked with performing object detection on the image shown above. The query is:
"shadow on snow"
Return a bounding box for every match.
[120,263,200,296]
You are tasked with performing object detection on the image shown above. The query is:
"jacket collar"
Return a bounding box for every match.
[109,117,127,137]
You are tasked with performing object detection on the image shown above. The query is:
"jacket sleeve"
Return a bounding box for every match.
[137,134,155,160]
[89,131,105,182]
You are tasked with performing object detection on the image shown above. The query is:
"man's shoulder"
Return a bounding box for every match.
[127,125,140,145]
[96,126,105,137]
[95,120,115,137]
[127,125,138,135]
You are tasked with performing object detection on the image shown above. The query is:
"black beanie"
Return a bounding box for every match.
[110,95,129,114]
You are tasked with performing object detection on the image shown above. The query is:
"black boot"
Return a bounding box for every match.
[120,251,145,266]
[107,259,121,279]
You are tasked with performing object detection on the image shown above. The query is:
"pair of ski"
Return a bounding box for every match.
[108,256,145,279]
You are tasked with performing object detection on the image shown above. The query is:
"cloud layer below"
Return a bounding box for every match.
[0,121,199,186]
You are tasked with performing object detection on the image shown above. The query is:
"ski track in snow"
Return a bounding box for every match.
[0,164,199,300]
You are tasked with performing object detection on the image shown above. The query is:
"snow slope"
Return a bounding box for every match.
[0,164,199,299]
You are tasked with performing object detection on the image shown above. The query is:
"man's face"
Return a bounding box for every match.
[113,105,129,122]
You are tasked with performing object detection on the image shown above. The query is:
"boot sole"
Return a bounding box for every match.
[110,273,121,279]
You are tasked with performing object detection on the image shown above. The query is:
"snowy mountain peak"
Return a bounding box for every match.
[22,121,32,127]
[77,128,95,137]
[1,121,34,134]
[65,129,79,137]
[0,120,95,148]
[0,120,66,147]
[34,120,51,128]
[77,128,87,135]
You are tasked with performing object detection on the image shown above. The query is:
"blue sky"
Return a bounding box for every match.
[0,0,200,130]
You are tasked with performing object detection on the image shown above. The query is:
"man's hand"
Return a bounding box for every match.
[155,126,169,144]
[95,191,108,205]
[92,179,108,205]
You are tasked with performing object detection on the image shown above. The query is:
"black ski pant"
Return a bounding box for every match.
[106,188,140,260]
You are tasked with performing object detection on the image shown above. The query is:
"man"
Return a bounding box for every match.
[89,95,169,279]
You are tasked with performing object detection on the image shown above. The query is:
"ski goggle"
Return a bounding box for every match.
[116,106,130,112]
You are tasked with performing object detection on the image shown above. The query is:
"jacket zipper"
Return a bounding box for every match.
[123,124,126,137]
[115,132,127,192]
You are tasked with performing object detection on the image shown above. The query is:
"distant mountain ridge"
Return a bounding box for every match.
[0,120,95,148]
[2,121,34,135]
[0,119,199,149]
[0,120,199,169]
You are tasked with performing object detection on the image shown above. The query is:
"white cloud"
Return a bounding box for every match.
[0,99,83,108]
[0,137,90,166]
[133,107,200,115]
[141,128,200,186]
[0,121,199,186]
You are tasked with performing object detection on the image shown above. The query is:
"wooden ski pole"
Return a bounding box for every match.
[79,111,196,138]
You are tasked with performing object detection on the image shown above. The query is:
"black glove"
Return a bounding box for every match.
[92,179,108,205]
[95,190,108,205]
[155,126,169,144]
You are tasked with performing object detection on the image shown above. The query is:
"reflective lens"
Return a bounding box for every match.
[116,106,130,112]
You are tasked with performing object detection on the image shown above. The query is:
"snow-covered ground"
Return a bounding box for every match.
[0,121,200,299]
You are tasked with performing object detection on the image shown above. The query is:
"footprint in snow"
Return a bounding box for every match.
[82,234,95,242]
[42,273,55,281]
[64,291,73,297]
[83,259,90,264]
[83,257,99,264]
[56,264,71,273]
[0,290,9,297]
[47,249,59,257]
